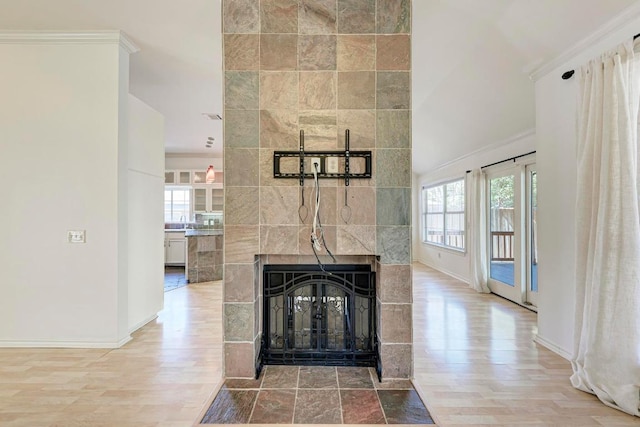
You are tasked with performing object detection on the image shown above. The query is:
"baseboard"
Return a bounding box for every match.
[0,335,132,349]
[418,260,470,285]
[129,313,159,334]
[533,334,572,360]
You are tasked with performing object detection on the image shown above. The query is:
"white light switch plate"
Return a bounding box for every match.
[68,230,86,243]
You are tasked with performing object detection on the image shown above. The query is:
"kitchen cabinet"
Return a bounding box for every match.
[193,186,223,213]
[165,231,186,266]
[192,171,206,184]
[165,170,191,185]
[193,170,224,185]
[211,188,223,211]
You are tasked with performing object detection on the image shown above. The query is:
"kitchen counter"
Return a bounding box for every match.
[185,229,223,237]
[186,231,223,282]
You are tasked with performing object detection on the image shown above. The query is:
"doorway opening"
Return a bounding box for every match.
[164,266,187,292]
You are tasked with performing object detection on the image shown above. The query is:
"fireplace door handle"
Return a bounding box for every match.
[314,301,324,320]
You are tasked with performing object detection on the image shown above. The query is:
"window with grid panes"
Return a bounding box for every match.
[164,187,191,222]
[421,178,465,251]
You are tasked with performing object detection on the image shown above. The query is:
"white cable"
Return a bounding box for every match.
[311,161,322,252]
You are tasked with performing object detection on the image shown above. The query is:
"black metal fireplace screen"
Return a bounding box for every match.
[258,264,379,378]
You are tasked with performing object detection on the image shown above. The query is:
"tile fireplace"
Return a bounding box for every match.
[222,0,412,380]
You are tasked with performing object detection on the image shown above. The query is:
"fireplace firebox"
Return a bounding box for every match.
[258,264,379,379]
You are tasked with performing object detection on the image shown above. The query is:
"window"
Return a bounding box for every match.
[164,187,191,222]
[422,178,465,250]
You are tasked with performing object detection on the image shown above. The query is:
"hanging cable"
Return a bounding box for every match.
[310,160,336,273]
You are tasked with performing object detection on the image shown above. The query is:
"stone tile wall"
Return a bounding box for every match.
[223,0,412,379]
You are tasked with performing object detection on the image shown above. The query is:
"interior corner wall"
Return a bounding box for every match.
[0,40,131,347]
[534,17,640,358]
[117,45,131,343]
[413,132,535,283]
[128,94,165,332]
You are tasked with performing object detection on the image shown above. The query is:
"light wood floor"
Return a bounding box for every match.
[0,282,224,427]
[412,263,639,426]
[0,265,638,426]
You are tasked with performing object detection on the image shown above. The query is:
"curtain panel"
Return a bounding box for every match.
[572,38,640,416]
[468,169,490,293]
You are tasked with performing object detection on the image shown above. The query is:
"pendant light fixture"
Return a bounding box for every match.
[205,165,216,183]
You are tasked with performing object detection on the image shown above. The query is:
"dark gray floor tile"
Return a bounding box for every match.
[337,366,374,388]
[294,389,342,424]
[261,365,299,388]
[201,389,258,424]
[341,389,385,424]
[377,389,434,424]
[298,366,338,388]
[250,389,296,423]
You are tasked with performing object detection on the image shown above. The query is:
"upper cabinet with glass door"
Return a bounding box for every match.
[193,187,224,213]
[165,170,191,185]
[193,170,224,187]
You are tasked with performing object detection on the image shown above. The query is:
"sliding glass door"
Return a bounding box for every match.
[487,171,521,303]
[486,162,538,308]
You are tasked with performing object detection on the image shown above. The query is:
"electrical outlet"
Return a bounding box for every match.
[327,156,339,173]
[310,157,322,172]
[68,230,86,243]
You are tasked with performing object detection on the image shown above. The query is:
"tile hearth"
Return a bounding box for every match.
[200,366,434,424]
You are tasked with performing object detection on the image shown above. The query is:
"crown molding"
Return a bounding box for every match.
[529,2,640,81]
[0,30,139,53]
[424,128,536,175]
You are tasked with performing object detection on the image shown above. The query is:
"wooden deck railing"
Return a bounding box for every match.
[425,230,465,249]
[491,231,514,261]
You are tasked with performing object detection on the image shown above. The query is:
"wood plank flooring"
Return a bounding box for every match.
[0,265,638,426]
[0,281,223,427]
[412,263,639,426]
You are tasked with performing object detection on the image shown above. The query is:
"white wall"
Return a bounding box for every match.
[128,95,165,332]
[414,131,535,282]
[0,33,136,347]
[165,154,223,172]
[534,15,640,357]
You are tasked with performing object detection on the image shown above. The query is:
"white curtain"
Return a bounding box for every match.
[572,38,640,416]
[469,169,490,293]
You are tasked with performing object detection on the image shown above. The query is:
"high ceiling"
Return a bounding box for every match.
[412,0,640,174]
[0,0,224,157]
[1,0,639,174]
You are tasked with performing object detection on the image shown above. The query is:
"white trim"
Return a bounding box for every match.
[426,128,536,174]
[529,2,640,81]
[128,314,158,334]
[0,30,139,53]
[0,335,132,349]
[533,333,572,361]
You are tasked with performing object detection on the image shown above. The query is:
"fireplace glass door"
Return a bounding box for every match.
[260,264,377,376]
[290,284,350,351]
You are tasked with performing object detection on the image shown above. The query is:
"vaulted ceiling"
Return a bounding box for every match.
[411,0,640,174]
[1,0,638,174]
